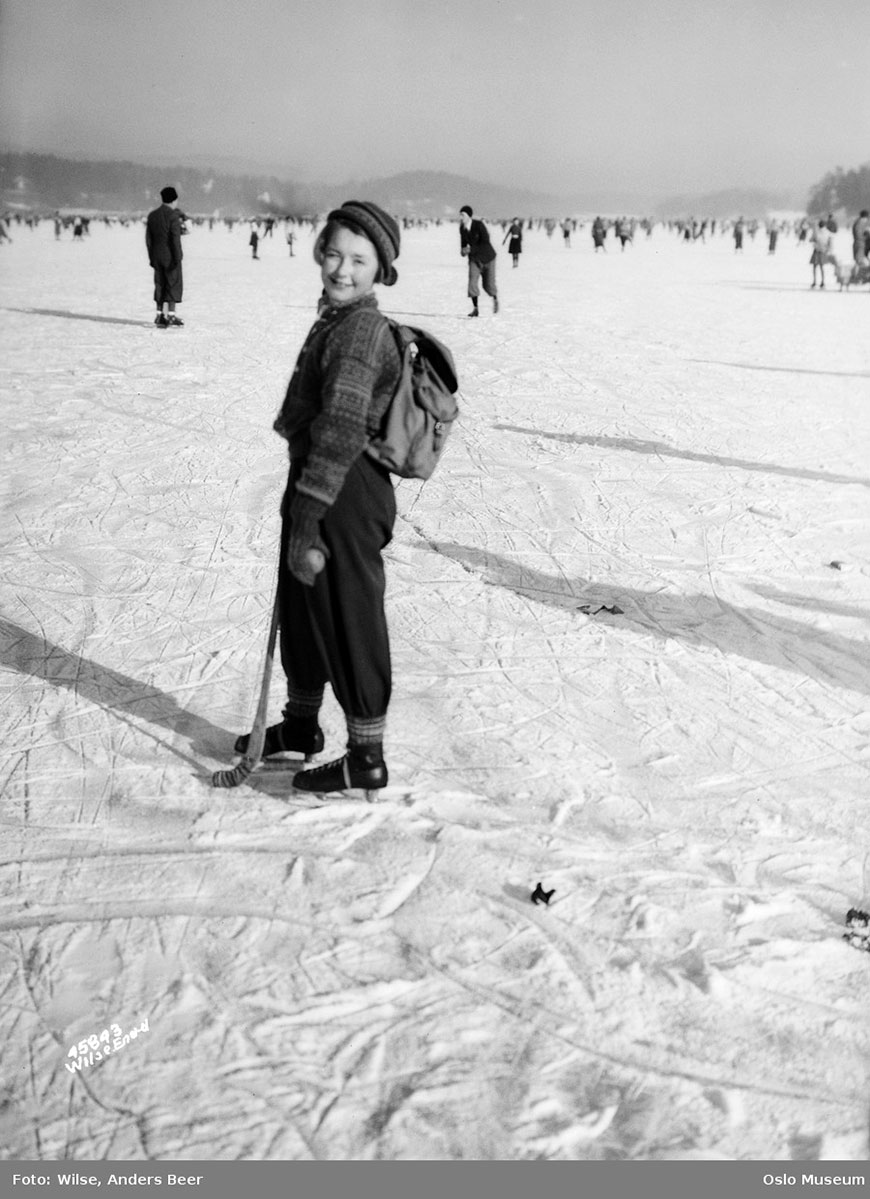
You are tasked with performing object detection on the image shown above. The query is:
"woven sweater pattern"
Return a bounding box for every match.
[273,294,401,508]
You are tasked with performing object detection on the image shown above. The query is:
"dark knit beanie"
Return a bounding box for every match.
[327,200,401,286]
[460,205,473,217]
[160,186,178,203]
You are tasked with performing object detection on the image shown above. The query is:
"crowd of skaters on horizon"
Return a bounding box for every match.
[4,202,870,292]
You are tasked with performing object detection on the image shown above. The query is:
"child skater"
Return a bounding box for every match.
[503,217,523,267]
[234,200,403,797]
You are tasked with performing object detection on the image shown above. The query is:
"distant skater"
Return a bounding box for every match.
[809,218,833,288]
[459,205,498,316]
[561,218,572,247]
[733,217,744,252]
[146,186,184,326]
[250,227,260,259]
[591,216,607,251]
[286,225,296,256]
[503,217,523,267]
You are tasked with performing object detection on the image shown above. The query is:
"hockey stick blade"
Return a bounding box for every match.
[211,757,256,788]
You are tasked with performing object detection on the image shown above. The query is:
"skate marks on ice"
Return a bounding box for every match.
[493,424,870,490]
[3,222,870,1160]
[4,790,868,1160]
[410,542,870,698]
[0,602,421,809]
[0,615,226,766]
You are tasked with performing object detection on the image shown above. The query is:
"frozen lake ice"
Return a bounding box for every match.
[1,214,869,1160]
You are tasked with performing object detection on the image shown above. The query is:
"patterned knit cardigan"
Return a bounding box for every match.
[273,294,401,509]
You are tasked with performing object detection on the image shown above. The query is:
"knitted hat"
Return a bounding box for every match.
[160,186,178,203]
[327,200,400,286]
[460,205,473,217]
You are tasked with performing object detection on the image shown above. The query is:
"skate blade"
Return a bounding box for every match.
[252,753,318,772]
[291,785,382,803]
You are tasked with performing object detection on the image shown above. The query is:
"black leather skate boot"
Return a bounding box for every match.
[291,742,388,800]
[234,712,324,760]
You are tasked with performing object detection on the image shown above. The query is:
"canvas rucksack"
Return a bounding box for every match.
[366,321,459,480]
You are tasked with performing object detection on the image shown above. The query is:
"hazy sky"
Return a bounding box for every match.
[1,0,868,199]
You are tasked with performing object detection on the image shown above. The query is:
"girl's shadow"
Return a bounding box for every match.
[0,615,230,776]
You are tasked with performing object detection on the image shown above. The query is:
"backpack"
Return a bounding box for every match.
[366,320,459,480]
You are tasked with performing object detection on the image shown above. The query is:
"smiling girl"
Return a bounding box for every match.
[235,201,403,797]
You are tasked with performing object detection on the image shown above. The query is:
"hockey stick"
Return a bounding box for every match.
[211,549,324,789]
[211,580,280,789]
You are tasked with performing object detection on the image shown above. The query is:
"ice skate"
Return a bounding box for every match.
[234,713,324,762]
[292,744,387,802]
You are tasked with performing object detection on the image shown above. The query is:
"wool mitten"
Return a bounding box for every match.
[287,493,330,586]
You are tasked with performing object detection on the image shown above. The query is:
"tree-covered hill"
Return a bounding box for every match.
[807,162,870,215]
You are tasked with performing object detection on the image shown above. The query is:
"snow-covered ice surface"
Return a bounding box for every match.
[1,219,869,1161]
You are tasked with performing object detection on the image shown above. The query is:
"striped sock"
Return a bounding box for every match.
[346,714,386,746]
[284,682,324,719]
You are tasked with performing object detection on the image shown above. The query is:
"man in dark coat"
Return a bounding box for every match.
[146,186,184,327]
[852,209,870,267]
[459,205,498,317]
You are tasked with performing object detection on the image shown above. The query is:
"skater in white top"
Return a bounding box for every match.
[809,219,833,289]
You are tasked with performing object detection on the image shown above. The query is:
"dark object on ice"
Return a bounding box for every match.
[843,908,870,953]
[531,882,555,906]
[828,560,844,570]
[577,603,624,615]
